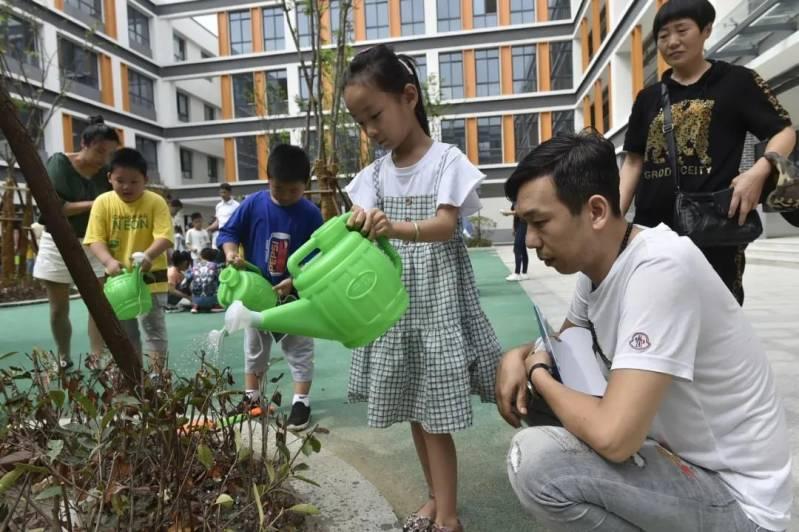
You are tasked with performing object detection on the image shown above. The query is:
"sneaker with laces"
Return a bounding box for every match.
[286,401,311,431]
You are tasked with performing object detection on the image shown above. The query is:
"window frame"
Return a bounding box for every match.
[477,116,503,164]
[204,104,216,121]
[135,135,159,173]
[229,10,253,55]
[59,38,99,89]
[437,0,461,32]
[400,0,425,36]
[127,7,151,51]
[176,92,190,122]
[364,0,390,39]
[438,52,464,100]
[266,69,289,115]
[510,0,535,24]
[180,148,193,180]
[473,0,497,28]
[232,73,255,118]
[173,34,186,62]
[514,113,539,162]
[511,44,537,94]
[128,69,155,109]
[475,48,500,97]
[65,0,102,20]
[549,41,573,90]
[2,13,40,68]
[263,6,285,51]
[207,155,218,182]
[235,136,259,181]
[440,118,467,153]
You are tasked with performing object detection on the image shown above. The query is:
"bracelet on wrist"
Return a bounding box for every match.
[527,363,552,392]
[412,221,420,242]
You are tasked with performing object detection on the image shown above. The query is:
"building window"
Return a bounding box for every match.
[473,0,497,28]
[135,136,159,173]
[229,10,253,55]
[475,48,500,97]
[550,41,573,90]
[514,114,538,161]
[365,0,389,39]
[297,69,317,111]
[512,45,536,93]
[263,7,285,51]
[71,116,89,152]
[207,156,218,182]
[0,13,39,68]
[548,0,571,20]
[440,118,466,153]
[552,110,575,136]
[413,55,427,85]
[438,52,463,100]
[336,129,362,175]
[266,69,288,115]
[173,35,186,61]
[510,0,534,24]
[437,0,461,32]
[602,84,610,132]
[233,73,255,117]
[65,0,101,20]
[180,148,193,180]
[400,0,425,36]
[128,69,155,109]
[127,7,150,50]
[204,104,216,121]
[296,6,311,48]
[59,38,99,89]
[477,116,502,164]
[330,0,354,42]
[176,92,189,122]
[599,3,608,43]
[236,136,259,180]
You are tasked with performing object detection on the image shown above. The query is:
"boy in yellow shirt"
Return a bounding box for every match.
[84,148,174,372]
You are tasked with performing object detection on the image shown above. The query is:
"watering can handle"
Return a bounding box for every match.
[241,260,262,275]
[288,234,317,277]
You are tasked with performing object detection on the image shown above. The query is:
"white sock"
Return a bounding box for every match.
[245,389,261,401]
[293,394,310,407]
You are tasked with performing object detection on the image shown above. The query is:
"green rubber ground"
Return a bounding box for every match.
[0,248,542,531]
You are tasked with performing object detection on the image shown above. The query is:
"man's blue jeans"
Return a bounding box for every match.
[507,426,769,531]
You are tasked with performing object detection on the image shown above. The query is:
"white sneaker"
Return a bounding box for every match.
[519,273,529,280]
[505,273,521,281]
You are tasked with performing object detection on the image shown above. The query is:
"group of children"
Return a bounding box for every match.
[82,44,497,532]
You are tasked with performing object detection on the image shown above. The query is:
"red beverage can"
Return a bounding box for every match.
[267,232,290,277]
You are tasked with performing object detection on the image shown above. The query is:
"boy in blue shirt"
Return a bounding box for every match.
[217,144,324,430]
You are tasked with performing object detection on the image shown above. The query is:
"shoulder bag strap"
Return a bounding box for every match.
[660,83,681,193]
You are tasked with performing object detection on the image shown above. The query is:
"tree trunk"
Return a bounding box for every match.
[0,77,142,388]
[1,177,14,286]
[313,159,339,220]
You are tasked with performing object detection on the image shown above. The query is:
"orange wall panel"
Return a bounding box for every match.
[464,50,476,98]
[100,55,114,106]
[466,117,478,163]
[461,0,473,30]
[320,4,331,44]
[591,0,601,54]
[221,75,233,119]
[499,0,510,25]
[257,135,268,180]
[103,0,117,39]
[536,0,548,22]
[631,25,644,97]
[583,96,593,128]
[500,46,513,94]
[353,0,366,41]
[62,114,73,151]
[502,115,515,163]
[251,8,264,52]
[224,138,236,182]
[120,63,129,112]
[54,0,64,10]
[593,80,604,134]
[540,112,552,141]
[538,43,551,91]
[218,12,230,56]
[389,0,401,37]
[580,19,590,69]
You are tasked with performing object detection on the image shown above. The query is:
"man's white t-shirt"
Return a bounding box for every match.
[346,142,484,217]
[566,224,791,531]
[215,199,240,231]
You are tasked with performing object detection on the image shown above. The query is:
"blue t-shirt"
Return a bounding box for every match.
[216,191,323,284]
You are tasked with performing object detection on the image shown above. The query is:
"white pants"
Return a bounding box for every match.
[244,328,314,382]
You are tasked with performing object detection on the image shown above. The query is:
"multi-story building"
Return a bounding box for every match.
[1,0,796,240]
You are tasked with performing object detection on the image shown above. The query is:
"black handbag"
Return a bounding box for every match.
[661,83,762,247]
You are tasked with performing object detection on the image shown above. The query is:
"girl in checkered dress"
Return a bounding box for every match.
[343,45,502,532]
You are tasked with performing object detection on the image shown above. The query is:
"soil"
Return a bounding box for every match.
[0,279,59,303]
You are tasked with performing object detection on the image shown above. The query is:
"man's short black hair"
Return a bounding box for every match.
[109,147,147,176]
[170,198,183,208]
[200,247,216,261]
[653,0,715,35]
[219,183,232,192]
[191,212,202,220]
[505,129,622,217]
[267,144,310,184]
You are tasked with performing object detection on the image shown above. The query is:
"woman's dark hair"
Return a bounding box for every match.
[505,129,622,217]
[171,250,191,267]
[343,44,430,136]
[653,0,715,35]
[81,115,120,148]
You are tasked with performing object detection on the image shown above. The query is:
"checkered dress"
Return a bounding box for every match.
[348,147,502,433]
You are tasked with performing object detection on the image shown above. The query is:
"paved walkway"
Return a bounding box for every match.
[3,247,798,530]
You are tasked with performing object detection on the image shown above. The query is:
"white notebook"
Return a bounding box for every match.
[533,304,608,397]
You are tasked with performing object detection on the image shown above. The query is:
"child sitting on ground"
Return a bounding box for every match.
[84,148,174,374]
[187,247,223,313]
[217,144,324,431]
[166,250,192,312]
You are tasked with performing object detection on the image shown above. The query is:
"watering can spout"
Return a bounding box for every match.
[255,299,341,341]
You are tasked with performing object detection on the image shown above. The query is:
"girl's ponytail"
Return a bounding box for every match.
[397,55,430,137]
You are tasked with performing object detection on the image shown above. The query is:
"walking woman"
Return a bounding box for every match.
[502,203,528,281]
[33,115,119,367]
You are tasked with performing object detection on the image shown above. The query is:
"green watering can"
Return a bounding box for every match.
[104,262,152,321]
[224,212,409,348]
[217,260,277,312]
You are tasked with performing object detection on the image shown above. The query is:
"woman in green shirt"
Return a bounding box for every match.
[33,115,119,368]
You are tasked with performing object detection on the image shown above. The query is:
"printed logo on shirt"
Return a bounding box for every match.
[267,232,290,277]
[629,332,651,351]
[112,214,149,231]
[644,99,714,181]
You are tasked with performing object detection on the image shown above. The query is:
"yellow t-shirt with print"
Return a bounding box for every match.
[84,190,174,293]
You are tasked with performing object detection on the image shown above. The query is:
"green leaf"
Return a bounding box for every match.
[292,475,320,487]
[214,493,234,509]
[292,462,310,472]
[308,434,322,453]
[34,485,63,501]
[196,443,214,470]
[252,482,264,527]
[60,422,93,435]
[276,440,291,462]
[265,460,276,483]
[48,390,65,409]
[14,464,47,474]
[47,439,64,462]
[100,408,117,430]
[112,394,140,407]
[0,468,23,495]
[0,352,18,361]
[288,503,320,515]
[72,392,97,419]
